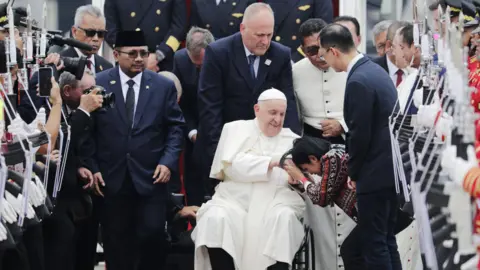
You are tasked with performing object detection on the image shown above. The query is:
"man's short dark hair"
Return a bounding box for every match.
[399,24,414,47]
[298,18,327,45]
[333,16,360,36]
[319,23,356,53]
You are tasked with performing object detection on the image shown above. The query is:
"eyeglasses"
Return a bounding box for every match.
[77,27,107,38]
[304,45,320,56]
[318,45,335,61]
[116,50,150,59]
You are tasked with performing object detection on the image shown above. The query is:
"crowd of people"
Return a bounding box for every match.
[1,0,480,269]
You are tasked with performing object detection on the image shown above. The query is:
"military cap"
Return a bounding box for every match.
[446,0,462,17]
[114,30,147,48]
[463,0,479,28]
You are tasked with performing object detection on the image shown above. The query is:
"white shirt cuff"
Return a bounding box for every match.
[188,129,198,141]
[304,181,312,190]
[338,119,348,133]
[77,107,90,117]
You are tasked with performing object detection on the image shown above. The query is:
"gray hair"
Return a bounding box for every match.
[387,21,410,41]
[372,20,393,43]
[159,71,182,100]
[59,71,78,90]
[242,3,274,23]
[74,5,105,27]
[186,27,214,56]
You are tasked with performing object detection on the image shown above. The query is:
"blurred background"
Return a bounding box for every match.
[12,0,435,59]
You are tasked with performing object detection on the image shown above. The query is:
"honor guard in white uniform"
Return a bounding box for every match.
[192,89,306,270]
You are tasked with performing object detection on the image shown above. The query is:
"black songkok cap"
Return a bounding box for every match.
[114,30,147,48]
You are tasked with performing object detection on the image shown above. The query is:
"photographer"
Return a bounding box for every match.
[41,70,103,270]
[17,4,113,124]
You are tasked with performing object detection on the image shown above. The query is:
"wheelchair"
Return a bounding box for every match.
[292,226,315,270]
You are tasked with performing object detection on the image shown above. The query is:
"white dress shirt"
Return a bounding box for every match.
[293,58,348,132]
[119,69,142,118]
[74,48,96,74]
[243,45,260,77]
[386,55,408,85]
[346,53,364,75]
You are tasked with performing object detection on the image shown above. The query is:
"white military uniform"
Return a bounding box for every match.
[292,58,348,132]
[394,67,424,270]
[192,119,306,270]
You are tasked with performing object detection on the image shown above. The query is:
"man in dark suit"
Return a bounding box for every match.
[173,26,214,206]
[104,0,187,71]
[371,21,410,87]
[42,71,104,270]
[89,30,184,270]
[190,0,256,40]
[18,4,114,124]
[195,2,301,196]
[263,0,333,63]
[318,24,401,270]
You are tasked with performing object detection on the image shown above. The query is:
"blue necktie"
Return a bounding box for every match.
[404,77,419,115]
[248,54,257,79]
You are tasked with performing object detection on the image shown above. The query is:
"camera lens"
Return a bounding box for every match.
[103,92,115,109]
[61,56,86,80]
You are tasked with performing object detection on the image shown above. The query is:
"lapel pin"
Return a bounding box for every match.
[100,65,103,71]
[265,59,272,66]
[146,85,150,89]
[110,80,116,84]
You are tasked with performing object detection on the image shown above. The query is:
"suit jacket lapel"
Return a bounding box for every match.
[109,67,129,126]
[232,33,255,90]
[94,55,105,73]
[133,71,152,128]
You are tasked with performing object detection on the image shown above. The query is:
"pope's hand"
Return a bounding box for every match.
[178,206,199,219]
[153,165,171,184]
[268,160,279,171]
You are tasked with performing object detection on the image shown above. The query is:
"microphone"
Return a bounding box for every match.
[49,35,93,51]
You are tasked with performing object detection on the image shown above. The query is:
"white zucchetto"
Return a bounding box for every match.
[257,88,287,102]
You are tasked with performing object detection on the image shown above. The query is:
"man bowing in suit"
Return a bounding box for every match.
[90,30,185,270]
[318,24,401,270]
[196,2,301,195]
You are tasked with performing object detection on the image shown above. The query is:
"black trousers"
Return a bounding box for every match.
[340,226,366,270]
[102,174,167,270]
[303,123,345,144]
[79,195,104,270]
[42,203,92,270]
[183,140,205,206]
[356,188,402,270]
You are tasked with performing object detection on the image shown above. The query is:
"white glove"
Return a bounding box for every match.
[1,198,18,224]
[5,192,35,219]
[416,104,440,128]
[0,222,7,242]
[33,176,47,200]
[413,89,423,109]
[435,113,453,139]
[441,145,477,186]
[28,180,43,207]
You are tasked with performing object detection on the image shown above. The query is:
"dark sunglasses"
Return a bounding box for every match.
[116,49,150,59]
[304,45,320,56]
[77,27,107,38]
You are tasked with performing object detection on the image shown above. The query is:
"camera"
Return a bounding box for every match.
[83,85,115,109]
[59,56,87,80]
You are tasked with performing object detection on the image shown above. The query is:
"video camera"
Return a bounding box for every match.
[83,85,115,109]
[0,3,92,80]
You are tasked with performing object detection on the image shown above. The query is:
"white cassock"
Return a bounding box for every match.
[191,119,306,270]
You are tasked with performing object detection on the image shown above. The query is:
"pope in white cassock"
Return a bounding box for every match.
[192,88,306,270]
